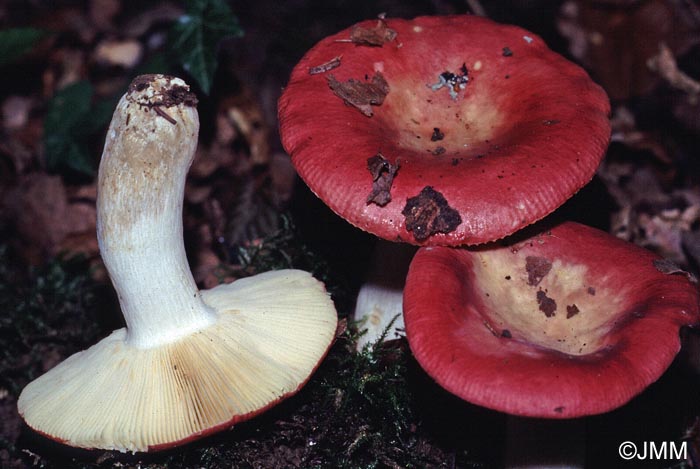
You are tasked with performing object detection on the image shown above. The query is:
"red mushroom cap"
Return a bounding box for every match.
[279,15,611,245]
[403,222,700,418]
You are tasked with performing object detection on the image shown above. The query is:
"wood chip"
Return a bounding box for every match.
[309,55,342,75]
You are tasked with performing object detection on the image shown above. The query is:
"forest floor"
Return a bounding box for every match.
[1,1,699,468]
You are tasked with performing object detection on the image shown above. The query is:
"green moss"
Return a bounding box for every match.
[0,246,103,396]
[1,220,493,468]
[218,213,354,314]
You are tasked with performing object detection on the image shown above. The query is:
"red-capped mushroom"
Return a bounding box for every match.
[403,221,699,418]
[278,15,610,246]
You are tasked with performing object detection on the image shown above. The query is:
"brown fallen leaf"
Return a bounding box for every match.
[348,17,397,46]
[89,0,121,32]
[327,72,389,117]
[557,0,699,100]
[3,173,98,264]
[366,153,399,206]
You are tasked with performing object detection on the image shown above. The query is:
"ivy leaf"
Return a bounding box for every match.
[43,81,114,177]
[0,28,47,67]
[169,0,243,94]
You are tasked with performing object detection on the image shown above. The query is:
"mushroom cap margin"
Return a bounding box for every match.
[403,222,699,418]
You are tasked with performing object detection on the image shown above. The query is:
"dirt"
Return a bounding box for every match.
[401,185,462,241]
[536,289,557,317]
[430,127,445,141]
[566,303,580,319]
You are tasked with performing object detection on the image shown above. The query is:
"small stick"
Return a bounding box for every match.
[153,105,177,125]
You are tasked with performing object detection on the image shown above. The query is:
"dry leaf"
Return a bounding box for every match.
[557,0,699,99]
[3,173,98,263]
[653,258,698,283]
[93,39,142,68]
[349,18,397,46]
[366,153,399,206]
[327,72,389,117]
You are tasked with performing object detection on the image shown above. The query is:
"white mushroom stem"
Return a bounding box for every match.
[97,75,216,348]
[18,75,338,452]
[353,240,416,350]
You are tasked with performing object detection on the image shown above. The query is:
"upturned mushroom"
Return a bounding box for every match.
[278,15,610,345]
[17,75,338,452]
[403,221,700,418]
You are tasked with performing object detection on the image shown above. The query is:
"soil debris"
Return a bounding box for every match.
[431,127,444,141]
[402,186,462,241]
[327,72,389,117]
[309,55,342,75]
[536,290,557,317]
[566,304,580,319]
[525,256,552,286]
[366,153,400,206]
[128,75,198,108]
[127,75,198,124]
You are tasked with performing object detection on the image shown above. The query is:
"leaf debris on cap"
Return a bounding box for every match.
[366,153,400,206]
[653,258,698,284]
[327,72,389,117]
[348,15,397,46]
[309,56,342,75]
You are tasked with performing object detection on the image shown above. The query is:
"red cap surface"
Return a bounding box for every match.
[279,15,611,245]
[403,222,700,417]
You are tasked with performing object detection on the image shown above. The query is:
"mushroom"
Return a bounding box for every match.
[278,15,610,345]
[17,75,338,453]
[278,15,610,246]
[403,221,700,417]
[352,241,416,349]
[404,221,699,468]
